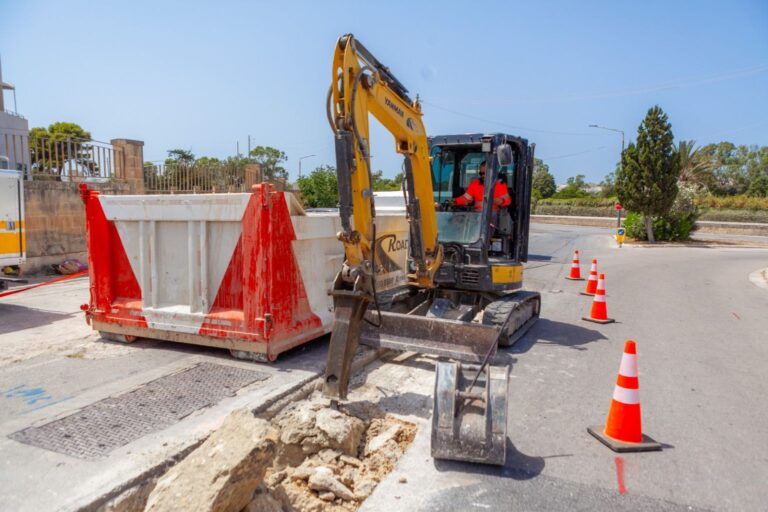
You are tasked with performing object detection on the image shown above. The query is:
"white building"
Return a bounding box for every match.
[0,58,30,173]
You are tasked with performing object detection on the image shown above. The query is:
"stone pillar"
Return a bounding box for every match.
[111,139,145,194]
[244,163,262,188]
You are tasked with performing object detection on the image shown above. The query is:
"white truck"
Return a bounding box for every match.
[0,164,25,290]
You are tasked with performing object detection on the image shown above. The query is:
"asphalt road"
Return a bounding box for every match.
[363,223,768,512]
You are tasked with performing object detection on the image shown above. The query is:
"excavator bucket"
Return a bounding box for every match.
[359,309,510,465]
[359,311,501,362]
[432,361,509,465]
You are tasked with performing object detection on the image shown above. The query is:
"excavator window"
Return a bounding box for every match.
[430,147,454,203]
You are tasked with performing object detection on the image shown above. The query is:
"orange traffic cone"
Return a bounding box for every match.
[583,273,614,324]
[565,250,584,280]
[588,340,661,452]
[581,259,598,295]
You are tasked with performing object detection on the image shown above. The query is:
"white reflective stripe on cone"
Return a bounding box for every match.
[594,294,606,303]
[613,385,640,405]
[619,354,638,377]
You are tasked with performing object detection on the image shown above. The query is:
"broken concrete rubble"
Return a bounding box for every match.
[125,390,415,512]
[264,393,417,512]
[144,409,278,512]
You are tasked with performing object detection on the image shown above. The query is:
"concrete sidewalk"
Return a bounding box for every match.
[0,278,333,512]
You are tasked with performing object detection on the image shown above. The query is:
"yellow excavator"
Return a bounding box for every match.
[323,34,541,465]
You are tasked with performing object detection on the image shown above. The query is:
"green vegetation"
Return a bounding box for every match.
[28,122,99,178]
[249,146,288,181]
[617,105,680,242]
[371,170,404,191]
[532,159,556,198]
[296,165,338,208]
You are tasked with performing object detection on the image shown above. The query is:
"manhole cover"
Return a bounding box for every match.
[10,362,269,459]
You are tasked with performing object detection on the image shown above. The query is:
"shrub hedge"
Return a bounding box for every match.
[533,195,768,223]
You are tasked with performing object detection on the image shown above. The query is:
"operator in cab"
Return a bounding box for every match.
[450,161,511,211]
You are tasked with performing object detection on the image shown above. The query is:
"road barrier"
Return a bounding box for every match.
[78,183,409,361]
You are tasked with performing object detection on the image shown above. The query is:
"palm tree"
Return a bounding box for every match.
[676,140,715,192]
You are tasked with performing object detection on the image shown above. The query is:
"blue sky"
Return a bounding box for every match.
[1,0,766,184]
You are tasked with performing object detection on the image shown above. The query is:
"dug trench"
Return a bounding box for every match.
[96,383,419,512]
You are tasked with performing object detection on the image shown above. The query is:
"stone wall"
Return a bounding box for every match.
[21,180,131,273]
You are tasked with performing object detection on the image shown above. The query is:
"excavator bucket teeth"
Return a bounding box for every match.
[359,311,501,363]
[432,361,509,465]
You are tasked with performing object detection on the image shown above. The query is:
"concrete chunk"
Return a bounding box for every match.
[144,409,278,512]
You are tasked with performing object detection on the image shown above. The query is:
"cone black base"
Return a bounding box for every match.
[582,317,615,324]
[566,276,585,281]
[580,291,595,296]
[588,426,661,452]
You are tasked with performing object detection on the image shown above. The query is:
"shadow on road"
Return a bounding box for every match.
[0,304,78,335]
[434,438,545,480]
[94,330,329,374]
[505,318,608,354]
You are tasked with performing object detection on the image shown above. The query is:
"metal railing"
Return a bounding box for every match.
[143,162,267,194]
[1,133,29,173]
[28,136,123,181]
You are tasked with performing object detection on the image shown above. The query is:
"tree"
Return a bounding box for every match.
[249,146,288,181]
[532,159,556,198]
[29,122,95,178]
[296,165,338,208]
[617,105,680,243]
[371,170,402,191]
[675,140,714,193]
[599,168,617,198]
[165,149,195,166]
[552,174,589,199]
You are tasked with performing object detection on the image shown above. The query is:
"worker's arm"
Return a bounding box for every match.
[454,180,479,206]
[493,181,512,207]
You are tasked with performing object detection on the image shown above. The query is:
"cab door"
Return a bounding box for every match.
[512,143,534,263]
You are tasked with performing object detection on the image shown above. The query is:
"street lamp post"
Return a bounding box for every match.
[298,154,316,178]
[589,124,626,230]
[589,124,625,162]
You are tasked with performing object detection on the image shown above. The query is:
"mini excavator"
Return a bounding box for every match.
[323,34,540,465]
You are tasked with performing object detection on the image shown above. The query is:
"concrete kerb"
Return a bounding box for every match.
[749,268,768,290]
[78,347,387,512]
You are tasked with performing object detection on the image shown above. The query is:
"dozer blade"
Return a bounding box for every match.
[432,361,509,465]
[359,311,501,363]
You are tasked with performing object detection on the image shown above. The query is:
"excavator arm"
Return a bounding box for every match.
[327,34,441,284]
[323,34,442,398]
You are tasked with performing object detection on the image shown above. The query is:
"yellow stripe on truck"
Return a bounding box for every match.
[0,220,26,230]
[491,264,523,284]
[0,231,26,254]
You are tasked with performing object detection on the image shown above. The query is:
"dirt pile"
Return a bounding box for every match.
[249,392,416,512]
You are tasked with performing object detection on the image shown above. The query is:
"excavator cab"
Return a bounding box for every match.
[429,133,535,292]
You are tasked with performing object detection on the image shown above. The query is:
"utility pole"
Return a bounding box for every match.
[589,124,625,172]
[298,154,316,178]
[247,135,251,160]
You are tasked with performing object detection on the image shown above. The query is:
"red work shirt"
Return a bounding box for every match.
[455,179,512,211]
